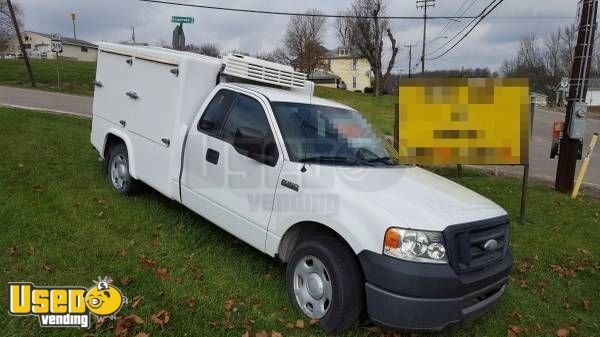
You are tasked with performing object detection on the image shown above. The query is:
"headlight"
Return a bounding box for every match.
[384,227,447,263]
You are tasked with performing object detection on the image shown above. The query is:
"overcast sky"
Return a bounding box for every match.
[18,0,580,72]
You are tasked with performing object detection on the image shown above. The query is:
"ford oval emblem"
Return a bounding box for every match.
[483,239,499,252]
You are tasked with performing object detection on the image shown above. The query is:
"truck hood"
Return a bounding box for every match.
[304,165,507,232]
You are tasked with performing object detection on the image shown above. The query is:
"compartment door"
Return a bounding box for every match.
[92,51,133,125]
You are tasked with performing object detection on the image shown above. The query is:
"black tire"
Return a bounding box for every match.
[286,236,364,332]
[106,143,140,195]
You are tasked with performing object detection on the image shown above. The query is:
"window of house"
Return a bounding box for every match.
[339,48,349,56]
[353,76,356,89]
[81,46,88,52]
[352,58,357,70]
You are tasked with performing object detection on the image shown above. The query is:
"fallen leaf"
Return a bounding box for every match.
[42,264,52,273]
[549,264,576,277]
[243,318,255,328]
[556,328,570,337]
[263,273,272,280]
[295,319,304,329]
[18,163,24,169]
[8,245,17,256]
[156,267,169,280]
[175,277,182,284]
[507,330,517,337]
[33,184,44,193]
[255,331,268,337]
[308,318,319,326]
[272,331,283,337]
[285,323,294,329]
[186,298,196,308]
[131,295,143,308]
[224,299,234,311]
[27,244,36,255]
[581,298,591,310]
[134,333,149,337]
[115,314,144,337]
[518,279,528,288]
[116,249,126,257]
[95,197,107,206]
[150,310,169,328]
[562,297,571,310]
[241,332,250,337]
[538,279,549,288]
[509,325,523,334]
[96,211,104,219]
[138,256,156,269]
[275,318,286,324]
[120,276,132,285]
[577,248,592,256]
[508,311,523,320]
[192,270,203,280]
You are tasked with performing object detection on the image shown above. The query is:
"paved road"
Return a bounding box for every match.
[0,85,92,117]
[0,85,598,188]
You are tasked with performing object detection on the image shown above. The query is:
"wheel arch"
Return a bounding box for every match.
[101,130,138,179]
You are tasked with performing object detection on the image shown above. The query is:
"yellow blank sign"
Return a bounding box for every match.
[397,78,529,165]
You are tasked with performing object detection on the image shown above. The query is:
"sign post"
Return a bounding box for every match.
[51,34,63,91]
[171,16,194,50]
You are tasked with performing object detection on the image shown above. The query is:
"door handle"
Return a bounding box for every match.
[205,148,219,165]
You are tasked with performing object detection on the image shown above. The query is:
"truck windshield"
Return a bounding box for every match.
[271,102,393,166]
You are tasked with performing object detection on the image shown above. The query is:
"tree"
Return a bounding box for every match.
[255,48,290,65]
[284,9,327,74]
[0,0,23,55]
[184,43,221,57]
[337,0,399,96]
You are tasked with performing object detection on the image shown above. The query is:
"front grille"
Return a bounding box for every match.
[443,216,509,273]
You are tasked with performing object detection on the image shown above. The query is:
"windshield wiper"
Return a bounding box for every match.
[366,156,393,164]
[299,156,358,165]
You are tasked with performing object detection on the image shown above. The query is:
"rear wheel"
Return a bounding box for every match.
[286,236,364,332]
[106,143,140,195]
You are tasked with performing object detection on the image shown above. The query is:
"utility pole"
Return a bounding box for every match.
[7,0,35,87]
[71,13,77,39]
[417,0,435,76]
[556,0,598,192]
[404,44,416,78]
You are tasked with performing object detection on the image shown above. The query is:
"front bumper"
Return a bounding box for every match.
[358,249,512,331]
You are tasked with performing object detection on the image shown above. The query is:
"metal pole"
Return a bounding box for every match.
[421,5,427,75]
[404,44,414,78]
[556,0,598,192]
[520,96,535,224]
[71,13,77,39]
[7,0,35,87]
[56,52,60,90]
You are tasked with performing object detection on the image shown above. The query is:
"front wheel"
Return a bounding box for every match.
[106,143,140,195]
[286,236,364,332]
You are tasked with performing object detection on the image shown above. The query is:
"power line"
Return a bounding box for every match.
[427,0,505,60]
[138,0,572,20]
[431,0,478,41]
[426,0,500,57]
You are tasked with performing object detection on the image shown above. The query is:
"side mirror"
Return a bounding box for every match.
[233,127,278,166]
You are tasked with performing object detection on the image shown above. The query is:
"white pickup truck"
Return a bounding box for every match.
[91,43,512,332]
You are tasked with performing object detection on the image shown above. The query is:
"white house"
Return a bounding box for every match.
[554,77,600,107]
[5,31,98,62]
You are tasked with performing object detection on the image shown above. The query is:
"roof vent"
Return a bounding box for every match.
[223,54,306,89]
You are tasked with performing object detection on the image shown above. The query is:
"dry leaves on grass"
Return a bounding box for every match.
[150,310,169,328]
[156,267,169,280]
[192,269,204,280]
[271,331,283,337]
[295,320,304,329]
[556,328,570,337]
[116,249,126,257]
[186,297,196,308]
[581,298,591,310]
[134,333,150,337]
[27,244,36,255]
[7,245,17,256]
[131,295,143,308]
[549,264,577,277]
[508,311,523,320]
[115,314,144,337]
[138,256,157,269]
[255,331,268,337]
[32,184,44,193]
[42,264,52,273]
[577,247,592,256]
[120,276,132,285]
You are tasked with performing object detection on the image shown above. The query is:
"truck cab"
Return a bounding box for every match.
[91,43,512,332]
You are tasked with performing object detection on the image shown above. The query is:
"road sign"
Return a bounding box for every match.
[51,33,61,41]
[171,16,194,24]
[51,40,63,53]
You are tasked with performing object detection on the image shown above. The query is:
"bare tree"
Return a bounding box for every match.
[334,10,352,46]
[0,0,23,55]
[284,9,327,74]
[255,47,290,65]
[184,43,221,58]
[338,0,399,96]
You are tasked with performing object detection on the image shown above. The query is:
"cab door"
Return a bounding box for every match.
[181,88,283,251]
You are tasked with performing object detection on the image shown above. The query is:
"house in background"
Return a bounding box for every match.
[6,31,98,62]
[307,70,343,89]
[319,47,372,93]
[554,77,600,106]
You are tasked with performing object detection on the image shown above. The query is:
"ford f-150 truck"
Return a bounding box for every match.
[91,43,512,332]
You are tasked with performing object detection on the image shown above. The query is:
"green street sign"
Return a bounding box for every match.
[171,16,194,24]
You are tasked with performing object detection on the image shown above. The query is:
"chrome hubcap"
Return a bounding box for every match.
[293,255,332,318]
[110,154,127,189]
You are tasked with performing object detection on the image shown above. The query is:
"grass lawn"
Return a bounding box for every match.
[0,59,96,96]
[1,107,599,337]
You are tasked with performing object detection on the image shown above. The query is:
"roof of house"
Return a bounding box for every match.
[323,46,363,59]
[26,31,98,48]
[307,70,340,80]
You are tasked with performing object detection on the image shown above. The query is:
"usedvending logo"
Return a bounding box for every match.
[8,276,127,328]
